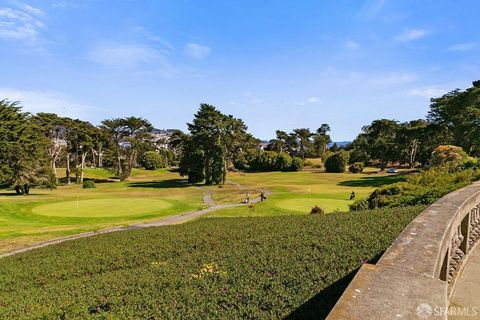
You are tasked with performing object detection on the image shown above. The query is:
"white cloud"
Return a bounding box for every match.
[184,42,211,59]
[0,3,46,47]
[447,42,478,52]
[0,88,98,119]
[357,0,387,19]
[407,87,447,98]
[345,40,360,50]
[307,97,320,104]
[86,42,166,68]
[394,28,429,42]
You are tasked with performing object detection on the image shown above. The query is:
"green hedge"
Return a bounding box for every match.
[0,206,423,319]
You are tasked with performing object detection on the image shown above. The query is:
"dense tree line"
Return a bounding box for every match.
[1,80,480,191]
[346,81,480,170]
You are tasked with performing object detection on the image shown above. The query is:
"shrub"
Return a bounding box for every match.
[276,152,293,171]
[325,151,349,173]
[140,151,165,170]
[289,157,304,171]
[348,162,365,173]
[310,205,324,214]
[82,180,96,189]
[430,145,469,167]
[250,151,278,171]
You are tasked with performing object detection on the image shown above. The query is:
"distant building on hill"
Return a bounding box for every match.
[258,140,269,150]
[149,128,177,149]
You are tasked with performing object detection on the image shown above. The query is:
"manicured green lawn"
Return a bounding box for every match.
[0,168,206,253]
[0,166,410,253]
[32,198,173,217]
[206,168,408,217]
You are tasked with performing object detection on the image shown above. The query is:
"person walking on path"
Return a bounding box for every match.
[260,191,266,202]
[350,191,356,200]
[244,192,250,203]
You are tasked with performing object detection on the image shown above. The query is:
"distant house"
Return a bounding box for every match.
[258,140,269,150]
[149,128,177,150]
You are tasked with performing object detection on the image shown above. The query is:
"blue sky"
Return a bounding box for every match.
[0,0,478,140]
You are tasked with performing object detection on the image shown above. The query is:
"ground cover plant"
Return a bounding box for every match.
[0,206,424,319]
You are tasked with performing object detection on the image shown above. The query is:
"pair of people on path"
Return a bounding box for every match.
[243,190,267,203]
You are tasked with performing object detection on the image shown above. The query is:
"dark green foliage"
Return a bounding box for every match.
[242,151,302,172]
[310,205,324,214]
[0,100,54,191]
[0,206,423,319]
[350,166,480,210]
[139,151,165,170]
[276,152,293,171]
[325,151,349,173]
[348,162,365,173]
[182,104,251,185]
[82,180,96,189]
[289,157,304,171]
[251,151,279,171]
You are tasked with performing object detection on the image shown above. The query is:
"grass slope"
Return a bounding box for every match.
[0,206,424,319]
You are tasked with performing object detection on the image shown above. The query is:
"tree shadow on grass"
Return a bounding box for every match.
[286,252,383,319]
[338,174,407,188]
[127,179,192,189]
[0,192,48,197]
[57,177,118,184]
[285,268,359,320]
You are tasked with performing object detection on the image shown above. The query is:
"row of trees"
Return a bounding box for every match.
[346,81,480,169]
[0,99,165,193]
[2,80,479,190]
[265,125,331,159]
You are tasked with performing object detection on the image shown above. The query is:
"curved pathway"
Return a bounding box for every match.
[0,184,270,259]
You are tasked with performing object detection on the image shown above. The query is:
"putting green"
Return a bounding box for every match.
[32,198,173,218]
[275,197,353,213]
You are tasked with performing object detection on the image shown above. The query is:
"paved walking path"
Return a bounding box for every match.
[0,186,270,259]
[449,244,480,319]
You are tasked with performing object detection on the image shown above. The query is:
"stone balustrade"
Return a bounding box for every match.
[327,181,480,319]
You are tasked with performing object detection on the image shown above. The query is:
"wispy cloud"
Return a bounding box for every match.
[0,87,98,119]
[0,2,47,48]
[408,87,448,98]
[307,97,320,104]
[345,40,360,50]
[184,43,211,59]
[86,42,168,68]
[394,28,430,43]
[357,0,387,19]
[447,42,478,52]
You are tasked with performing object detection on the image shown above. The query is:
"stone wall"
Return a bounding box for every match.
[327,181,480,319]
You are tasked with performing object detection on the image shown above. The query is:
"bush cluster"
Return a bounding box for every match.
[430,145,470,167]
[325,151,349,173]
[139,151,165,170]
[348,162,365,173]
[236,150,304,172]
[82,180,95,189]
[350,165,480,211]
[0,206,423,319]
